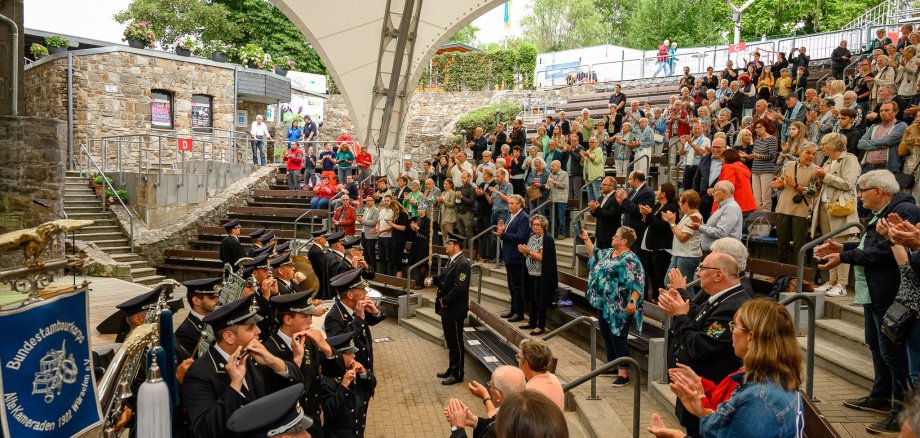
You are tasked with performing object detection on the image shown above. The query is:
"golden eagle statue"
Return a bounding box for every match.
[0,219,94,267]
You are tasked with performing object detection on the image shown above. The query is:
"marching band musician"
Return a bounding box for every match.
[220,219,244,271]
[182,295,304,438]
[259,230,278,250]
[226,384,313,438]
[271,253,301,295]
[242,253,279,341]
[274,239,292,255]
[324,269,388,372]
[319,338,377,438]
[343,237,375,276]
[308,228,330,297]
[266,291,345,438]
[247,227,266,256]
[176,277,222,357]
[320,230,348,300]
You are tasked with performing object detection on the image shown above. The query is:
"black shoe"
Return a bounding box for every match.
[436,370,452,378]
[501,312,514,318]
[611,376,630,387]
[519,324,534,330]
[508,315,524,322]
[866,415,899,434]
[843,396,892,415]
[441,376,463,385]
[529,328,545,336]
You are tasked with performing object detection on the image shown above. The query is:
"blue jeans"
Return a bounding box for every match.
[865,305,908,415]
[309,197,330,209]
[598,308,634,371]
[337,167,351,184]
[653,62,669,77]
[907,320,920,384]
[585,179,601,202]
[667,256,701,299]
[554,202,567,237]
[251,138,266,165]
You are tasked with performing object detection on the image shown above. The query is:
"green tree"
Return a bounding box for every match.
[448,24,479,45]
[593,0,636,45]
[624,0,732,50]
[114,0,238,48]
[520,0,606,52]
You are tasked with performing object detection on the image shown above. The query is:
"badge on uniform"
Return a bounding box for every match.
[706,322,726,338]
[458,273,466,282]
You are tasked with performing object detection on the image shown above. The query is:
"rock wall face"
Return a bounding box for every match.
[0,115,66,268]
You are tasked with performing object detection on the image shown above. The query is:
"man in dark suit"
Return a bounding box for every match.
[307,228,329,296]
[658,252,752,437]
[182,295,303,438]
[495,195,531,322]
[266,291,343,438]
[220,219,244,270]
[588,176,622,249]
[616,171,654,251]
[320,230,349,300]
[426,232,471,385]
[242,253,278,341]
[176,277,222,358]
[443,365,527,438]
[324,268,388,372]
[692,138,726,221]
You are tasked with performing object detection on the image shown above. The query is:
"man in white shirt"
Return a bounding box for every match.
[250,114,273,166]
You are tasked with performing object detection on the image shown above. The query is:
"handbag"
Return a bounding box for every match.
[827,193,856,217]
[748,217,771,238]
[896,172,916,189]
[881,299,916,346]
[526,185,543,201]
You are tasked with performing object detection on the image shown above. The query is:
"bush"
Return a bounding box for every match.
[425,42,538,91]
[105,189,128,202]
[175,36,200,51]
[94,175,113,185]
[30,43,48,57]
[123,21,156,47]
[238,43,272,70]
[454,102,522,139]
[44,36,69,48]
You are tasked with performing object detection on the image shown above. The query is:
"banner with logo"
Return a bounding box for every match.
[0,289,102,437]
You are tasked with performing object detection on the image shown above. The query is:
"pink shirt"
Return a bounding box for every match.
[526,372,564,411]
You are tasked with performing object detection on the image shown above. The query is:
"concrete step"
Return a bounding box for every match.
[570,388,631,438]
[64,200,103,209]
[799,336,873,391]
[647,379,678,414]
[815,319,869,357]
[79,225,121,233]
[825,300,864,327]
[477,285,512,309]
[105,246,133,255]
[130,267,159,278]
[564,411,590,438]
[74,234,126,243]
[399,317,445,347]
[413,306,442,328]
[65,171,83,177]
[65,206,107,213]
[111,253,142,262]
[123,260,149,269]
[134,274,167,286]
[67,212,112,221]
[64,193,99,200]
[92,239,131,249]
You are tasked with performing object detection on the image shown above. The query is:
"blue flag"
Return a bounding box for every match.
[0,289,102,436]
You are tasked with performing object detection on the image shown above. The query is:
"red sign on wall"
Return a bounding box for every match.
[178,138,193,151]
[727,42,747,54]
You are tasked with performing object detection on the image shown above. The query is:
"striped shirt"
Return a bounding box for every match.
[751,135,779,174]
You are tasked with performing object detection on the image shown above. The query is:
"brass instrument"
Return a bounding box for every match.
[100,282,176,437]
[193,263,253,358]
[292,255,319,294]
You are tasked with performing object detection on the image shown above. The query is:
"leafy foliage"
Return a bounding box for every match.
[30,43,48,57]
[521,0,606,52]
[114,0,233,48]
[624,0,732,50]
[448,24,479,45]
[44,36,70,48]
[454,102,523,136]
[425,42,538,91]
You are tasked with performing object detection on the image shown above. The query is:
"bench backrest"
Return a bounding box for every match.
[558,271,587,292]
[370,273,408,291]
[165,249,219,259]
[467,301,557,373]
[747,258,817,283]
[801,390,841,438]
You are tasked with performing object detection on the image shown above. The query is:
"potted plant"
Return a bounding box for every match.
[30,43,49,59]
[204,40,231,62]
[275,55,296,76]
[239,43,271,69]
[45,36,69,55]
[93,175,112,196]
[123,21,156,49]
[105,189,128,205]
[174,36,199,57]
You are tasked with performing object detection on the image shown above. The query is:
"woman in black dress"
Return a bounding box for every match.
[385,199,411,278]
[407,207,432,287]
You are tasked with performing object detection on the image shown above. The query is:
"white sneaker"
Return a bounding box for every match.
[814,283,832,293]
[825,285,847,297]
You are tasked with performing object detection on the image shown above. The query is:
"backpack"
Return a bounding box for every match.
[770,276,791,299]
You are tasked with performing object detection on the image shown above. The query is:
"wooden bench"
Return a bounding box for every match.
[254,190,315,198]
[801,391,842,438]
[746,257,818,296]
[465,300,557,374]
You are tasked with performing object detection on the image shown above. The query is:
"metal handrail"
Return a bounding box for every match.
[779,293,818,399]
[292,210,319,254]
[469,225,498,263]
[471,264,484,304]
[563,357,641,438]
[543,315,599,399]
[627,154,650,181]
[79,143,135,253]
[578,177,604,211]
[796,221,864,296]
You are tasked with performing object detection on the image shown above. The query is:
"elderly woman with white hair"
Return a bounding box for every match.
[872,55,896,105]
[810,133,860,298]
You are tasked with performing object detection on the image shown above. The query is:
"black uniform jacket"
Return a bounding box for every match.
[432,254,471,321]
[220,236,244,269]
[320,370,377,438]
[175,312,206,357]
[182,345,303,438]
[265,332,345,419]
[323,300,387,371]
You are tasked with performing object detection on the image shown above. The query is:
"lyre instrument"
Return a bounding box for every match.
[192,263,253,358]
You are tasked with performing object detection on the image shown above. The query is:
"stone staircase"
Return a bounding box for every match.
[64,171,166,286]
[808,298,873,391]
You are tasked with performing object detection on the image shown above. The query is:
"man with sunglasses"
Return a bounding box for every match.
[658,251,752,437]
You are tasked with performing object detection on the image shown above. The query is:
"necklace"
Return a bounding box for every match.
[612,249,627,258]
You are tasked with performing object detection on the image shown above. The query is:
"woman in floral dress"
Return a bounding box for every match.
[579,226,645,387]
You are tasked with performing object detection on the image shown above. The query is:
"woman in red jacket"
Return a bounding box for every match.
[309,175,337,209]
[714,148,756,214]
[355,143,373,189]
[284,141,304,190]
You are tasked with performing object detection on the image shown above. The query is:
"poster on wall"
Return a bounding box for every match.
[192,101,211,128]
[235,110,248,128]
[151,95,172,128]
[266,105,275,123]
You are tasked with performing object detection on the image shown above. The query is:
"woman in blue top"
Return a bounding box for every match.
[286,120,302,149]
[579,226,645,387]
[648,299,805,438]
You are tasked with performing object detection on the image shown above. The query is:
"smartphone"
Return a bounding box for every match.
[573,221,583,237]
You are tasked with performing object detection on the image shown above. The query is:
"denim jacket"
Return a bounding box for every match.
[700,373,803,438]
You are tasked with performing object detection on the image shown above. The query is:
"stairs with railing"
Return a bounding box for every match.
[842,0,915,30]
[64,171,165,286]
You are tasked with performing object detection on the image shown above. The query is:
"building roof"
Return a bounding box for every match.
[25,28,121,50]
[436,42,480,54]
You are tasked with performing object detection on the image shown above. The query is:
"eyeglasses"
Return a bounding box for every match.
[696,265,722,272]
[729,321,750,333]
[857,186,879,194]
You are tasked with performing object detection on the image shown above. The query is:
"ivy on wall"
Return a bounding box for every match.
[423,44,538,92]
[454,102,523,137]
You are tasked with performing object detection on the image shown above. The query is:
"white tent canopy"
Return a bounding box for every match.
[272,0,505,174]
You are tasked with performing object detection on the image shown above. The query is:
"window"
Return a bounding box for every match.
[192,94,213,129]
[150,90,173,129]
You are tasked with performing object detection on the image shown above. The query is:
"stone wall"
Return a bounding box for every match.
[109,166,277,267]
[0,115,66,267]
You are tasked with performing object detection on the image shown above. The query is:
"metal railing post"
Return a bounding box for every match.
[780,293,817,399]
[578,177,604,211]
[561,357,641,438]
[543,315,599,399]
[469,225,497,261]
